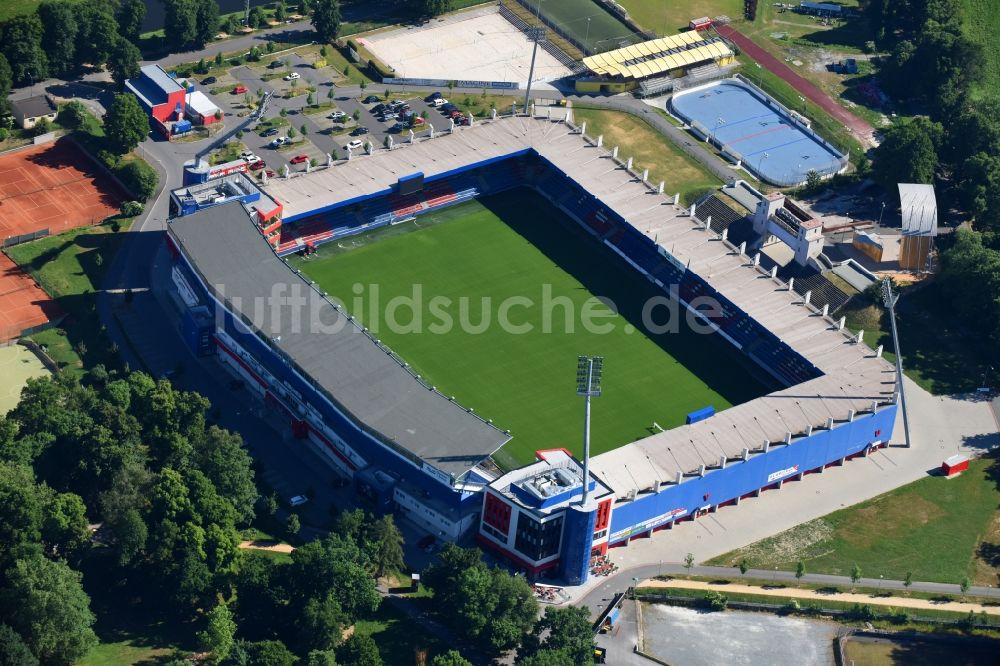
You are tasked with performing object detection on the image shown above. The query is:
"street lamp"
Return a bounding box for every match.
[585,17,592,53]
[577,355,603,505]
[882,279,911,448]
[878,201,886,227]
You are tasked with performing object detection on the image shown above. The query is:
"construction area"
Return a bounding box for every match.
[358,5,572,85]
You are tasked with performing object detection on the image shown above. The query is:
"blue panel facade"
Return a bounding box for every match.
[607,406,897,543]
[560,504,597,586]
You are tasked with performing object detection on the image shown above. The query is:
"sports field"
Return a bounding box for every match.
[533,0,640,52]
[293,189,769,465]
[0,344,49,414]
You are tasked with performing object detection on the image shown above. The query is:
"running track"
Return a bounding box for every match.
[716,25,875,146]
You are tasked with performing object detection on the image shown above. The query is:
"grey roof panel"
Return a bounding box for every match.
[168,202,511,477]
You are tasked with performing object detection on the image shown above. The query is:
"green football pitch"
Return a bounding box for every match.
[292,189,770,467]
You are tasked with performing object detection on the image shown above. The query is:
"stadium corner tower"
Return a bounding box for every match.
[166,113,897,586]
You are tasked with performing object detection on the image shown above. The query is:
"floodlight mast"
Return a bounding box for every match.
[523,27,546,111]
[881,279,911,448]
[576,355,603,504]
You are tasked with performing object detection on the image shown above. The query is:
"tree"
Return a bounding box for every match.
[300,123,309,136]
[75,0,119,67]
[432,651,471,666]
[275,1,288,22]
[307,91,315,106]
[286,512,301,536]
[850,563,862,590]
[684,552,695,571]
[522,606,593,666]
[104,93,149,154]
[368,514,405,577]
[37,1,78,78]
[198,602,237,662]
[226,640,298,666]
[288,126,297,139]
[195,0,221,48]
[739,559,749,576]
[248,6,267,29]
[164,0,199,47]
[903,571,913,594]
[288,534,380,619]
[417,0,453,17]
[960,576,971,597]
[311,0,342,43]
[0,624,38,666]
[0,554,97,664]
[0,54,11,116]
[795,561,805,581]
[215,50,224,67]
[108,38,142,88]
[193,426,257,525]
[306,650,339,666]
[116,0,146,43]
[0,14,49,86]
[872,117,942,190]
[296,593,346,653]
[337,634,381,666]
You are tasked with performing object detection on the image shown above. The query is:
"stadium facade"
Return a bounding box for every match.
[166,113,897,585]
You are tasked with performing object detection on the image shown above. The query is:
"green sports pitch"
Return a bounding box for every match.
[291,188,770,467]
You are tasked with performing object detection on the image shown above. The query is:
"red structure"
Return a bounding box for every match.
[689,16,713,31]
[125,65,187,125]
[941,454,969,477]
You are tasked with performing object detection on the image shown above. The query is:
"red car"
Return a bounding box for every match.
[264,169,276,178]
[232,85,248,94]
[289,154,309,164]
[450,110,464,119]
[249,160,266,170]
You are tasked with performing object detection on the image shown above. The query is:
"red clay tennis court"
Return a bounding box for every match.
[0,140,125,242]
[0,253,61,341]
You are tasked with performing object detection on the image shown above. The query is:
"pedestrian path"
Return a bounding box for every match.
[639,578,1000,616]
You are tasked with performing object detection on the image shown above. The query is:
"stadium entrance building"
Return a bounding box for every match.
[166,111,897,585]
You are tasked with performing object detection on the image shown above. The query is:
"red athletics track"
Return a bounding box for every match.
[716,25,875,145]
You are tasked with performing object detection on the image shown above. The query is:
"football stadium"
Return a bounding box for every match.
[166,111,897,586]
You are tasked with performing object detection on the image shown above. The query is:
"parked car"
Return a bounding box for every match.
[232,85,248,94]
[389,122,406,133]
[201,76,217,85]
[432,98,447,108]
[371,103,386,113]
[289,154,309,164]
[261,127,280,137]
[268,137,289,147]
[413,116,425,125]
[249,160,266,170]
[350,126,369,136]
[268,60,284,69]
[328,110,346,121]
[346,139,364,150]
[450,110,464,119]
[424,91,443,102]
[363,95,380,104]
[283,72,301,81]
[441,104,457,113]
[264,168,276,178]
[289,495,308,507]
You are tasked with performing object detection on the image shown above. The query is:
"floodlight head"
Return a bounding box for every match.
[881,278,894,308]
[576,355,603,397]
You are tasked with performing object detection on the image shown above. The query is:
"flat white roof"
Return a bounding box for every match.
[187,90,220,117]
[898,183,937,237]
[262,113,895,497]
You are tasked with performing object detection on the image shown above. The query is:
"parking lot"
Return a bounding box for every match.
[193,53,458,175]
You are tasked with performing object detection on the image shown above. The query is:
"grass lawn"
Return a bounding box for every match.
[572,107,723,205]
[6,219,132,377]
[707,454,1000,585]
[354,601,450,666]
[838,282,995,395]
[617,0,744,35]
[960,0,1000,101]
[292,189,769,466]
[842,636,1000,666]
[0,0,55,22]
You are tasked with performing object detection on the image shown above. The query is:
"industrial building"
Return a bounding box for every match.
[125,65,221,138]
[165,113,897,585]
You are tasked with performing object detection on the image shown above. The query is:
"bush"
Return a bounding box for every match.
[704,591,728,612]
[32,118,53,137]
[114,160,158,200]
[57,101,88,129]
[0,128,8,141]
[121,201,144,216]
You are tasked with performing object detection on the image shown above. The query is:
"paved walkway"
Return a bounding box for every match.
[639,578,1000,616]
[716,24,875,145]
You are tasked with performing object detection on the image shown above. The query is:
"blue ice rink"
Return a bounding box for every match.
[671,80,845,186]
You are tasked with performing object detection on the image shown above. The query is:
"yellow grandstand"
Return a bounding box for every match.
[576,31,735,93]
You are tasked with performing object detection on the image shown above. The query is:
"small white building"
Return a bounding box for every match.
[185,90,222,126]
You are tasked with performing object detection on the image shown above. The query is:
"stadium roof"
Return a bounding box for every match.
[168,202,511,479]
[582,32,733,80]
[897,183,937,237]
[240,114,893,496]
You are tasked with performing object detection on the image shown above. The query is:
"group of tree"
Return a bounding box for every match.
[862,0,1000,352]
[0,0,145,87]
[162,0,222,50]
[0,368,259,664]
